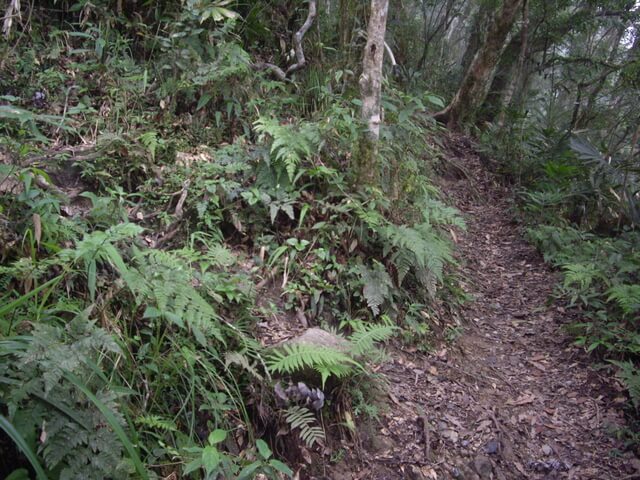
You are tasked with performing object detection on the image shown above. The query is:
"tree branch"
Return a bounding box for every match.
[252,0,317,80]
[286,0,317,74]
[251,62,287,81]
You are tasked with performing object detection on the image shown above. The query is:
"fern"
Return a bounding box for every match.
[421,197,466,230]
[253,117,322,181]
[610,361,640,410]
[135,415,178,432]
[378,222,453,292]
[132,249,226,346]
[357,262,393,316]
[266,344,360,387]
[562,263,602,291]
[349,323,397,356]
[225,351,265,381]
[0,314,130,478]
[284,406,325,448]
[607,284,640,315]
[139,131,159,161]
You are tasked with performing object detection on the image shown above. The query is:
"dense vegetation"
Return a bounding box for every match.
[0,0,638,478]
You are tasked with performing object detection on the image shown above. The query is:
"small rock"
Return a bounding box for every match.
[485,438,500,454]
[408,465,426,480]
[471,455,493,479]
[441,428,459,443]
[285,327,350,351]
[541,444,552,456]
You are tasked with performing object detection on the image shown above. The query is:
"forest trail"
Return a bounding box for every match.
[331,136,632,480]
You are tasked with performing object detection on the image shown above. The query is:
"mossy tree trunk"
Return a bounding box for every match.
[434,0,524,129]
[356,0,389,187]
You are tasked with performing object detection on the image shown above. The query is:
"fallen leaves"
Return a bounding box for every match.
[506,392,537,406]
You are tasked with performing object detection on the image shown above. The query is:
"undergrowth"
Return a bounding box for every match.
[482,108,640,445]
[0,2,462,478]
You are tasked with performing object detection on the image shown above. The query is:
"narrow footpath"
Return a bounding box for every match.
[334,136,632,479]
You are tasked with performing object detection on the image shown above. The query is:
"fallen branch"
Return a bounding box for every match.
[419,415,433,462]
[173,179,190,219]
[252,62,287,81]
[286,0,317,75]
[253,0,316,80]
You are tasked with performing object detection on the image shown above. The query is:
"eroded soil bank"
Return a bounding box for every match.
[329,136,633,480]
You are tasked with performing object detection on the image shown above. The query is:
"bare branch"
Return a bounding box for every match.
[286,0,317,74]
[252,0,317,80]
[383,41,397,67]
[252,61,287,81]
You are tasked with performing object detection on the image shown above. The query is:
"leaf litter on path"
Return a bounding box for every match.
[327,134,634,480]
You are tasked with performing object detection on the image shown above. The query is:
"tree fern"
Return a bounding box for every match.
[284,406,325,448]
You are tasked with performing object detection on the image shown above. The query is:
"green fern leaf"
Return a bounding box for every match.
[609,360,640,410]
[357,262,393,316]
[267,344,357,375]
[607,284,640,315]
[349,324,397,356]
[284,406,324,448]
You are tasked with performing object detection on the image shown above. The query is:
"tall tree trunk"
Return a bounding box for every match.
[356,0,389,187]
[435,0,524,128]
[459,0,495,76]
[495,0,528,125]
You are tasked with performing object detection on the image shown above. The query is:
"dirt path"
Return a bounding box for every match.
[332,137,632,479]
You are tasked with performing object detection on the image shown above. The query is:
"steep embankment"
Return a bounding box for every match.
[332,135,633,480]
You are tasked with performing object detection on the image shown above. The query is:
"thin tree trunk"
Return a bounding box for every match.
[356,0,389,187]
[496,0,528,125]
[575,26,625,128]
[435,0,524,128]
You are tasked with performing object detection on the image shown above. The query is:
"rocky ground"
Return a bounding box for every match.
[327,136,635,480]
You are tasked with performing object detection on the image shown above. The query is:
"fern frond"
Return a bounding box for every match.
[607,284,640,315]
[253,117,321,181]
[562,263,601,290]
[135,415,177,432]
[377,222,454,294]
[357,262,393,316]
[610,360,640,410]
[133,249,225,346]
[284,406,325,448]
[225,351,264,381]
[421,197,466,230]
[266,344,358,378]
[349,324,397,356]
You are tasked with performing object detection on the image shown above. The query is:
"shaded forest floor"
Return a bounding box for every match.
[329,136,634,480]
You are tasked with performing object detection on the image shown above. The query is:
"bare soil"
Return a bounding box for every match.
[327,135,635,480]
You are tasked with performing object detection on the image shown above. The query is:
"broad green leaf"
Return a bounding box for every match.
[256,438,272,460]
[208,429,227,445]
[202,445,221,473]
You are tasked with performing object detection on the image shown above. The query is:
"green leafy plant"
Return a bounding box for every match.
[254,117,323,181]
